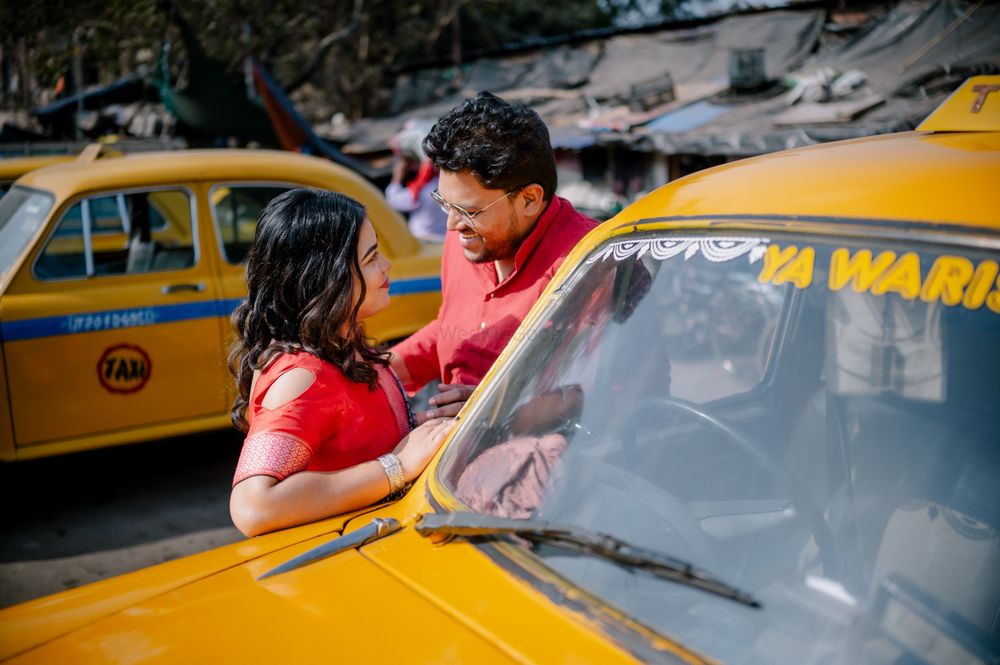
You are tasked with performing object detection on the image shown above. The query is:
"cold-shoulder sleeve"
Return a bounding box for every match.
[232,360,348,486]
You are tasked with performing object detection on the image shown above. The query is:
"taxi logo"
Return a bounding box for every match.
[97,344,152,394]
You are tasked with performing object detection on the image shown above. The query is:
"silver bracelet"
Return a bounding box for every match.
[377,454,405,494]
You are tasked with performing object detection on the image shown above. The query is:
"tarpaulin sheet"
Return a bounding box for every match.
[341,0,1000,158]
[645,100,732,133]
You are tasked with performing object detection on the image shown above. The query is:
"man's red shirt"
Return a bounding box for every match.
[393,195,596,391]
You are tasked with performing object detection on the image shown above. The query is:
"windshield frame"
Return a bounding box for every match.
[0,185,56,292]
[424,214,1000,659]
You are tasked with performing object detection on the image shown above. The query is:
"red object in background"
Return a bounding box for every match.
[407,160,437,202]
[249,59,309,152]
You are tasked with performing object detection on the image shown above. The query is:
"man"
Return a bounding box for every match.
[390,92,597,419]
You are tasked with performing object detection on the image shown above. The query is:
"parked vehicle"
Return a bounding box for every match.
[0,149,441,460]
[0,154,74,197]
[1,77,997,664]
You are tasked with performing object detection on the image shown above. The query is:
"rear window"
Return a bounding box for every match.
[210,185,292,263]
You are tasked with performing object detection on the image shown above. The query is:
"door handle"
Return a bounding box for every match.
[161,283,205,295]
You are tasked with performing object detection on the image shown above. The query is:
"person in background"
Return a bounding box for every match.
[390,92,597,420]
[229,189,453,537]
[385,119,448,242]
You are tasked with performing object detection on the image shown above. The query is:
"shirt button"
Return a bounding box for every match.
[480,321,487,330]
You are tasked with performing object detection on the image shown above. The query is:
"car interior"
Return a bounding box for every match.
[34,190,194,280]
[447,236,1000,651]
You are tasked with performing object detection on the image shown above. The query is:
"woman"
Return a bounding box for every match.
[229,189,453,537]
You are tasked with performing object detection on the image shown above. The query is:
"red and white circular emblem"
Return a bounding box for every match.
[97,344,152,394]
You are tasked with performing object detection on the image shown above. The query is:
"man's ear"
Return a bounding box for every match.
[518,183,546,217]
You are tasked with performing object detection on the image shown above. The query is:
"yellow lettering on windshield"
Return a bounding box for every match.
[963,260,999,310]
[758,245,798,283]
[758,245,813,288]
[760,245,998,314]
[829,249,896,292]
[988,282,1000,315]
[776,247,814,288]
[871,253,921,300]
[921,255,975,306]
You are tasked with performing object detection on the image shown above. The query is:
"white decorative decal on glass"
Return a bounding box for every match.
[586,237,770,265]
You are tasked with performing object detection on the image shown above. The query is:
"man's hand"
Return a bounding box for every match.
[417,383,477,423]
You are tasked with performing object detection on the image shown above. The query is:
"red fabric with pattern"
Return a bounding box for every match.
[375,365,411,437]
[232,352,408,486]
[454,434,568,519]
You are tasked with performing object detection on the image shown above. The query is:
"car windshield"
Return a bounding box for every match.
[0,186,54,287]
[438,229,1000,665]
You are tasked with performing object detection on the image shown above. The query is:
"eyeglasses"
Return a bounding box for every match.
[430,189,515,229]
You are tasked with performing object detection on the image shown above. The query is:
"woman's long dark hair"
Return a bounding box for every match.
[229,188,388,432]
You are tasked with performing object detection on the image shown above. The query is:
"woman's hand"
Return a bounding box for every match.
[394,417,455,482]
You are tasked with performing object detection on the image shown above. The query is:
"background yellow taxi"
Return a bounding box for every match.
[0,150,441,461]
[0,154,74,196]
[0,77,997,664]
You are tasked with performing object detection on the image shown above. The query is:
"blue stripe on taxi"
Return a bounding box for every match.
[0,277,442,342]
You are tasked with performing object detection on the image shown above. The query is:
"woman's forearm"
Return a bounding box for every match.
[230,461,392,537]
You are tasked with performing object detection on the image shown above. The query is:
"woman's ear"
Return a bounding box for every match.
[518,183,546,217]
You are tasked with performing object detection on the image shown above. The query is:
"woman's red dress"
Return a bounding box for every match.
[233,352,411,486]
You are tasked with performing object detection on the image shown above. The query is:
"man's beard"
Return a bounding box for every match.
[467,209,533,264]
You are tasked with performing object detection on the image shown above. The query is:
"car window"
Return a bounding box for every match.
[0,186,54,284]
[35,189,195,280]
[52,194,170,239]
[211,185,292,263]
[439,229,1000,665]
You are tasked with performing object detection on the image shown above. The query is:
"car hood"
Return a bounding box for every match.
[0,509,373,662]
[0,487,665,664]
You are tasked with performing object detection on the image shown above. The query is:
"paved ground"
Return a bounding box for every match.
[0,430,245,608]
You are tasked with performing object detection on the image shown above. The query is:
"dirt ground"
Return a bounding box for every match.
[0,430,246,608]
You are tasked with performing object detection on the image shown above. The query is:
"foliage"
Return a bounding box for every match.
[1,0,671,119]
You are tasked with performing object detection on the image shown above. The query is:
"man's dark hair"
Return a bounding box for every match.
[422,91,557,201]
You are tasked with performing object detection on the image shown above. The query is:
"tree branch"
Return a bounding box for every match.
[283,0,363,95]
[424,0,465,57]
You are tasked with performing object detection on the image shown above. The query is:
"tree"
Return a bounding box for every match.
[1,0,664,120]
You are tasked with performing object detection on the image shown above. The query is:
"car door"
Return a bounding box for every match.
[1,186,228,452]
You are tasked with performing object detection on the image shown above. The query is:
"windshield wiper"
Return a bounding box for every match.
[416,512,760,608]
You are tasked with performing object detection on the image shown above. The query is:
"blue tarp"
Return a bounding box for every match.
[34,75,145,120]
[645,100,731,134]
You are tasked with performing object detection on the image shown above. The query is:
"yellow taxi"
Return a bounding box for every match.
[1,77,998,664]
[0,154,74,196]
[0,149,441,461]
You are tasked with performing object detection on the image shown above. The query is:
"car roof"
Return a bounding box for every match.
[14,149,371,199]
[615,75,1000,233]
[0,154,74,181]
[11,148,419,258]
[615,130,1000,232]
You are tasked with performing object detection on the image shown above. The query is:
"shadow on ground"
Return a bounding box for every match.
[0,430,245,607]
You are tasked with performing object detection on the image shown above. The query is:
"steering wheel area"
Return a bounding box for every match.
[623,396,841,578]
